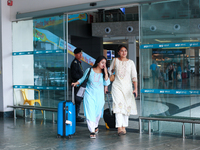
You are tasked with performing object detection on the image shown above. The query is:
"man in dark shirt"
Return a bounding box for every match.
[70,48,85,122]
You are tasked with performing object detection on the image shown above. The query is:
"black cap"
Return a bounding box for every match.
[74,48,82,54]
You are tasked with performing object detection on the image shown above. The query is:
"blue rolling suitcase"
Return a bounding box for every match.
[57,87,76,138]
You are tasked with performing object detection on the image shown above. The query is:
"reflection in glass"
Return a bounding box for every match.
[140,0,200,135]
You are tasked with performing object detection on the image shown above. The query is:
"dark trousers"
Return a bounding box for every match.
[74,86,83,117]
[168,70,173,80]
[187,71,190,78]
[152,70,157,83]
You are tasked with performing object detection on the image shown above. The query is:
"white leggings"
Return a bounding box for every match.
[86,111,102,133]
[115,113,129,128]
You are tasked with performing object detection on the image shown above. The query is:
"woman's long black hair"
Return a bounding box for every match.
[92,55,108,78]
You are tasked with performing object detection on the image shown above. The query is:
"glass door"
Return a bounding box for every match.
[139,0,200,135]
[13,15,68,121]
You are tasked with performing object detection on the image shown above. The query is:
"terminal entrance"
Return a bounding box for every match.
[151,48,190,89]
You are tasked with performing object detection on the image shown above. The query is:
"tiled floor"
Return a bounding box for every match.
[1,118,200,150]
[7,75,200,149]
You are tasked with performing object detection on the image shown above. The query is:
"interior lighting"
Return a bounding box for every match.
[122,42,127,44]
[103,42,113,44]
[182,40,199,42]
[155,39,171,43]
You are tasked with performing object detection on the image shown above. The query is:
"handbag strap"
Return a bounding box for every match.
[79,68,91,87]
[85,68,92,82]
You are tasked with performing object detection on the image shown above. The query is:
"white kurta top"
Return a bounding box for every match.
[109,58,137,116]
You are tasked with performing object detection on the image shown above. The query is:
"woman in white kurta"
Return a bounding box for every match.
[72,56,110,139]
[109,45,137,135]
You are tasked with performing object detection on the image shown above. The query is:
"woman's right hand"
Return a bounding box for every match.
[104,66,109,80]
[104,66,108,73]
[71,81,79,87]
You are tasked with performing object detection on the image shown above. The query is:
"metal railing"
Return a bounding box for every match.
[7,105,57,123]
[139,116,200,139]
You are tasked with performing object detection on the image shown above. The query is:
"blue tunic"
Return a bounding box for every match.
[78,68,110,122]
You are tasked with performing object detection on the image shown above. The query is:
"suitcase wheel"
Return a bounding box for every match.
[65,135,73,139]
[57,135,61,138]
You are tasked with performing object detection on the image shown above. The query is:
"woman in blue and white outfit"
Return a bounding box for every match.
[72,56,110,139]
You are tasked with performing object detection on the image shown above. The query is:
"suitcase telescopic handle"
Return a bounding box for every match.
[72,86,75,105]
[106,92,112,115]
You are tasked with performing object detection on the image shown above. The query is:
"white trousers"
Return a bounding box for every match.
[115,113,129,128]
[86,111,102,133]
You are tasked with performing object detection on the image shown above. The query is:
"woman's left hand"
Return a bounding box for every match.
[133,90,137,98]
[71,81,79,87]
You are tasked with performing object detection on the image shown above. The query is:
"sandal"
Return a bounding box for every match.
[122,127,126,134]
[118,131,124,136]
[122,131,126,135]
[95,127,99,134]
[122,130,126,135]
[90,133,96,139]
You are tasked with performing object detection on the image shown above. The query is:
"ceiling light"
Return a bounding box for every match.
[103,42,113,44]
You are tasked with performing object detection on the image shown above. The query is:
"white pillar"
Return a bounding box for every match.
[128,36,137,66]
[0,0,13,116]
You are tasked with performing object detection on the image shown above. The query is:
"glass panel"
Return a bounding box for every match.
[13,55,34,85]
[34,53,66,87]
[13,20,35,118]
[13,20,33,52]
[68,8,139,127]
[140,48,191,90]
[140,0,190,45]
[33,15,67,120]
[139,0,200,135]
[12,15,67,121]
[67,13,96,119]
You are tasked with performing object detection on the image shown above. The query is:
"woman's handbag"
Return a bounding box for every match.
[75,68,91,102]
[110,58,116,82]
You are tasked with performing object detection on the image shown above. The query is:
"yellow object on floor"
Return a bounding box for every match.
[21,89,43,114]
[105,123,110,129]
